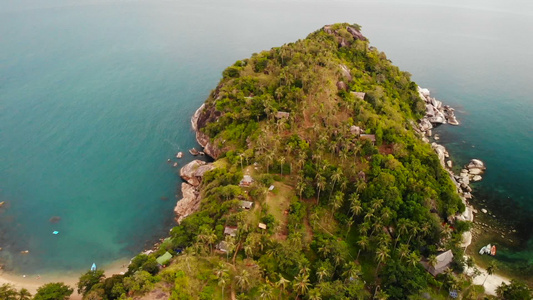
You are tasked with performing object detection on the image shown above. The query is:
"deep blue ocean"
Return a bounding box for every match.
[1,0,531,274]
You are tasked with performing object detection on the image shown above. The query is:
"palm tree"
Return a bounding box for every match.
[275,274,290,300]
[214,263,229,299]
[369,219,383,237]
[398,244,409,261]
[428,255,438,270]
[394,219,409,249]
[292,273,310,299]
[332,192,344,213]
[224,236,236,262]
[406,225,419,245]
[235,269,251,292]
[266,152,275,174]
[375,246,390,276]
[244,244,253,258]
[346,219,354,239]
[258,284,274,300]
[0,284,18,300]
[296,179,306,201]
[356,236,369,261]
[439,268,454,293]
[18,288,32,300]
[342,262,361,283]
[308,288,322,300]
[329,168,343,200]
[315,174,326,205]
[279,156,286,176]
[359,222,370,237]
[375,289,389,300]
[316,267,329,283]
[407,252,420,268]
[349,194,362,219]
[483,261,497,286]
[371,198,384,211]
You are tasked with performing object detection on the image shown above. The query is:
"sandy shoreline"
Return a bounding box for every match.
[0,257,130,299]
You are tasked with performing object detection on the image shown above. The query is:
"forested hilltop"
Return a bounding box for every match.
[8,23,532,300]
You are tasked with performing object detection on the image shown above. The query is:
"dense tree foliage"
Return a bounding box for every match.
[496,280,532,300]
[33,283,72,300]
[0,284,31,300]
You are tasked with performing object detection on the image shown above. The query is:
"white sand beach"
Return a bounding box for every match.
[0,258,130,299]
[464,258,510,296]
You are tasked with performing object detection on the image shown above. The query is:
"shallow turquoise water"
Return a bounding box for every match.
[1,0,531,274]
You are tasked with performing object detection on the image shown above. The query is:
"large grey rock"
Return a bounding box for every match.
[468,168,483,175]
[461,231,472,248]
[428,111,447,124]
[203,142,222,159]
[472,175,483,182]
[431,143,447,168]
[191,103,223,159]
[336,81,348,91]
[446,160,453,169]
[339,64,352,82]
[174,183,200,224]
[419,118,433,132]
[180,160,214,186]
[418,87,431,97]
[346,26,366,41]
[467,159,485,170]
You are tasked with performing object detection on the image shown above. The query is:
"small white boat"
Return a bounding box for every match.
[479,244,491,255]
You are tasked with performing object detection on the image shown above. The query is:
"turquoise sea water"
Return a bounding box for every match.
[1,0,531,274]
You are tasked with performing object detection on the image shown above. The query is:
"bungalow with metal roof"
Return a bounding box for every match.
[424,250,454,276]
[216,241,228,253]
[275,112,290,119]
[240,200,253,210]
[360,134,376,145]
[239,175,254,187]
[224,226,238,237]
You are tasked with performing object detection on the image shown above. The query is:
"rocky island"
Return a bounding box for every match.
[11,23,529,300]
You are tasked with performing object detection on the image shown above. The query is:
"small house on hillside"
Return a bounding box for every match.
[224,226,238,237]
[239,175,254,187]
[240,200,253,210]
[156,251,173,266]
[216,241,228,253]
[275,112,290,119]
[360,134,376,145]
[258,223,267,230]
[424,250,454,276]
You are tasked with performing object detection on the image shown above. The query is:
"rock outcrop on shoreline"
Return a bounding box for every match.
[417,87,459,127]
[174,160,215,224]
[416,87,486,249]
[191,103,222,159]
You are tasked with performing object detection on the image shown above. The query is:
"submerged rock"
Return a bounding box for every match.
[49,216,61,223]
